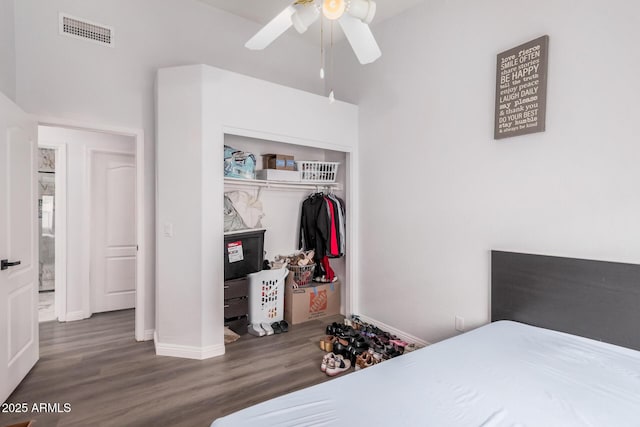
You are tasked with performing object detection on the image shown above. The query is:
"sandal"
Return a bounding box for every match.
[356,351,376,371]
[368,348,383,363]
[333,338,349,357]
[355,353,366,370]
[326,355,351,376]
[326,322,341,336]
[321,335,335,353]
[390,339,408,348]
[271,322,282,334]
[350,336,368,349]
[321,352,336,372]
[355,352,374,370]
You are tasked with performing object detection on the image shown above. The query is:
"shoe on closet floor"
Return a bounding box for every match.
[313,275,338,283]
[321,352,336,372]
[271,322,282,334]
[248,323,266,337]
[325,356,351,376]
[261,322,274,336]
[279,320,289,332]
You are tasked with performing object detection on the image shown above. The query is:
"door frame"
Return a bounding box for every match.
[37,117,147,342]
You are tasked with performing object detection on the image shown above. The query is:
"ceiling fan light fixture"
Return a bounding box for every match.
[292,4,320,33]
[346,0,376,24]
[322,0,346,20]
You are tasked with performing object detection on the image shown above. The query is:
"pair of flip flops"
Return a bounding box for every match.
[270,320,289,334]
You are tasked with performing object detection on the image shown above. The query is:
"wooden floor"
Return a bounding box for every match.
[1,310,341,427]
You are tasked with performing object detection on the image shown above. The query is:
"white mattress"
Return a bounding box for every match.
[211,321,640,427]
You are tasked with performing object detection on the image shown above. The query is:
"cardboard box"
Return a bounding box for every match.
[263,154,295,171]
[256,169,301,182]
[284,273,340,325]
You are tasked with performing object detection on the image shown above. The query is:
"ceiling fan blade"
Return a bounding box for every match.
[338,14,382,65]
[245,5,296,50]
[292,3,319,34]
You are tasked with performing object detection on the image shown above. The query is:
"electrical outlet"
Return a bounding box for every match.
[455,315,465,332]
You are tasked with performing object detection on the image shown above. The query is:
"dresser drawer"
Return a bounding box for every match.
[224,297,248,319]
[224,278,248,300]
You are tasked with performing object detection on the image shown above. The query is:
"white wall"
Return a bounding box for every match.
[334,0,640,343]
[39,125,135,320]
[14,0,327,333]
[0,0,16,100]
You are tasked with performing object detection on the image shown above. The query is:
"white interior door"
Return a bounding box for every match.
[90,150,136,313]
[0,94,38,403]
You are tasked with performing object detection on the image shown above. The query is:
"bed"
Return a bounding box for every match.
[212,251,640,426]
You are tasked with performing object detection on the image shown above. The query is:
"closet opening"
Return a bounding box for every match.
[222,133,350,339]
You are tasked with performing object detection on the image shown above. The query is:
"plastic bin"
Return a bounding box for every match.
[224,229,265,280]
[247,267,288,324]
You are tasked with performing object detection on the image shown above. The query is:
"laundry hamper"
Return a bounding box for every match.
[247,267,289,324]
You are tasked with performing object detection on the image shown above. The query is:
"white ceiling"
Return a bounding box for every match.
[198,0,425,44]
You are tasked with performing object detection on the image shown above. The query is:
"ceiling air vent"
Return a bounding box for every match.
[59,13,114,47]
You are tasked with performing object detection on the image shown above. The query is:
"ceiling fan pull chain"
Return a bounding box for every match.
[328,21,336,103]
[320,10,325,80]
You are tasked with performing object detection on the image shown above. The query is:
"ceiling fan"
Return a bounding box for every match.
[245,0,382,65]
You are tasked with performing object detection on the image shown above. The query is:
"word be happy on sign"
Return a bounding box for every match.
[494,35,549,139]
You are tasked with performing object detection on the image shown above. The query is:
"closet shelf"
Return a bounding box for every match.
[224,177,342,191]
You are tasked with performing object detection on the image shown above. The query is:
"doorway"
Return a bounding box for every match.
[38,147,57,322]
[37,123,146,341]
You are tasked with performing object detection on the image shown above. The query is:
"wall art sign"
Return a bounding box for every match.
[494,35,549,139]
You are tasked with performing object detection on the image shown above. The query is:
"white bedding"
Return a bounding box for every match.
[211,321,640,427]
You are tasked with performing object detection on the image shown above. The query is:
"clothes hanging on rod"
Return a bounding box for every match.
[299,189,346,282]
[326,192,346,257]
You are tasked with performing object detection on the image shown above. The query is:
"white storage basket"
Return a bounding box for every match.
[296,161,340,183]
[247,267,288,324]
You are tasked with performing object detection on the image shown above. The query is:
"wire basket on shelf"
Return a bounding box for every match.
[287,263,316,287]
[296,161,339,183]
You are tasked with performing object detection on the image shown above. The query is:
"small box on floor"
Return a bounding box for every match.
[284,273,340,325]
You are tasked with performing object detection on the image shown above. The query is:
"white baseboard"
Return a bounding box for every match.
[143,329,155,341]
[154,333,225,360]
[356,314,430,347]
[64,310,88,322]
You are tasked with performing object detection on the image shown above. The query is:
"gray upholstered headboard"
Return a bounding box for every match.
[491,250,640,351]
